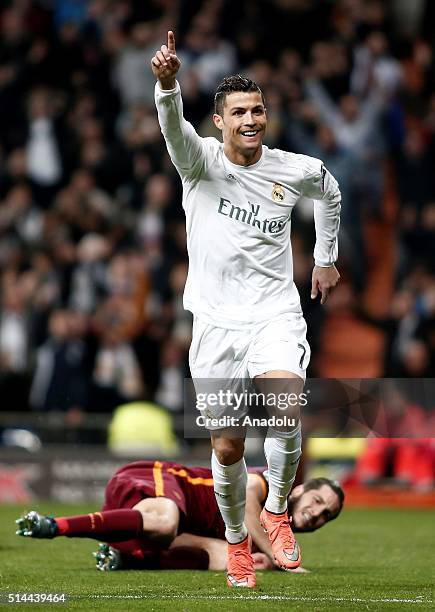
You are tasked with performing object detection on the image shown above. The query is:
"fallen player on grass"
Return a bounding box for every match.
[16,460,344,572]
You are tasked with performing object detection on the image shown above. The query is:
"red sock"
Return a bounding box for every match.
[55,509,143,541]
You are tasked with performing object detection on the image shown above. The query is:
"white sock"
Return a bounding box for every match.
[264,424,301,514]
[211,451,248,544]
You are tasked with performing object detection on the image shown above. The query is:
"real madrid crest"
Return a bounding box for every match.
[272,183,285,202]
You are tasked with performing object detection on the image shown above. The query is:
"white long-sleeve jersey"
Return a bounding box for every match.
[155,82,341,329]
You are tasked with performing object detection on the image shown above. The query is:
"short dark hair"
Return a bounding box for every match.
[303,477,345,519]
[214,74,265,116]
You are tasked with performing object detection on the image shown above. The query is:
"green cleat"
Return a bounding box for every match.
[93,543,122,571]
[15,511,58,538]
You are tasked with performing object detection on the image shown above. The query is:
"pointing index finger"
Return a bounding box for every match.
[168,30,176,54]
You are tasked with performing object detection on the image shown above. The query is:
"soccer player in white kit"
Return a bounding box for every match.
[151,32,341,588]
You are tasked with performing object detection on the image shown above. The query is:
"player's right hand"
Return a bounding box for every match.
[252,552,275,570]
[151,30,181,90]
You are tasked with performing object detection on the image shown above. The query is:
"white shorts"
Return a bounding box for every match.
[189,313,310,428]
[189,313,310,380]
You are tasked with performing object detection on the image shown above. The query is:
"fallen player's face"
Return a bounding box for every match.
[217,91,266,158]
[289,484,341,532]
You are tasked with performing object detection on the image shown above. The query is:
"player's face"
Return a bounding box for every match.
[213,91,266,164]
[290,484,340,532]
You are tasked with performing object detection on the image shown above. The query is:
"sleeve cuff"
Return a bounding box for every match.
[155,80,180,96]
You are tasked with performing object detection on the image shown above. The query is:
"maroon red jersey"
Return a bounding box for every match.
[103,460,268,541]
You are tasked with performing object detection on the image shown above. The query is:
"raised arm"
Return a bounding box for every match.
[152,31,206,178]
[301,159,341,304]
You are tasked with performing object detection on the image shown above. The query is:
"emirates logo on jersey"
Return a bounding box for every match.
[272,183,285,202]
[218,198,290,235]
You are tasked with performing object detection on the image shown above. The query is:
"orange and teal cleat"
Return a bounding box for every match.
[226,535,256,588]
[260,507,301,570]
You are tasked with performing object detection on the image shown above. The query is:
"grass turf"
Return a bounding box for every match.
[0,504,433,611]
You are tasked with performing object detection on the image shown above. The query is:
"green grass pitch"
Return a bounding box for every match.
[0,503,433,611]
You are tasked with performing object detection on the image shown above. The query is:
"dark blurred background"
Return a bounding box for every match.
[0,0,434,501]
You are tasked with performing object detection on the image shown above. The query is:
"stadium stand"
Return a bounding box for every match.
[0,0,433,494]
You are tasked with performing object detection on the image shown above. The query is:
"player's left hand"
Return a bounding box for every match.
[311,264,340,305]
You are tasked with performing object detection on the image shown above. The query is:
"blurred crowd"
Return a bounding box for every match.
[0,0,434,439]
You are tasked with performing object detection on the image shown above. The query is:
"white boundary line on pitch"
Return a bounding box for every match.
[83,594,432,604]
